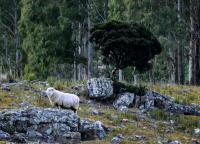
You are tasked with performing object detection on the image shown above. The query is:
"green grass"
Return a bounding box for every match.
[0,82,200,143]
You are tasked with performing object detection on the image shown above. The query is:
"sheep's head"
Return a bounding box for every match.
[46,87,55,97]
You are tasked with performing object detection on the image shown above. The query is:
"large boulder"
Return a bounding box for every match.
[79,119,108,140]
[87,78,113,99]
[138,90,175,111]
[0,107,80,143]
[141,91,200,116]
[113,92,135,109]
[0,107,109,143]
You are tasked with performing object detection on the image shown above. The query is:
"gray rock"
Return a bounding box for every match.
[141,91,200,116]
[192,138,200,144]
[94,121,107,139]
[87,77,113,99]
[118,106,129,113]
[19,101,32,107]
[168,140,182,144]
[2,83,10,91]
[79,119,96,140]
[113,92,135,108]
[11,133,26,143]
[92,109,103,115]
[127,135,147,141]
[143,90,175,110]
[0,130,10,140]
[0,107,80,143]
[79,119,107,140]
[166,103,200,116]
[10,102,17,107]
[111,134,124,144]
[194,128,200,136]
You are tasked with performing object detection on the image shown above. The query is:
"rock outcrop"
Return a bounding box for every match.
[87,77,113,99]
[0,107,108,143]
[141,91,200,116]
[113,92,135,109]
[0,107,80,143]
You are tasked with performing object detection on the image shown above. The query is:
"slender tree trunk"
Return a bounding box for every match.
[118,69,123,81]
[3,32,8,71]
[87,1,93,79]
[188,3,193,84]
[176,0,184,84]
[104,0,108,20]
[190,0,200,85]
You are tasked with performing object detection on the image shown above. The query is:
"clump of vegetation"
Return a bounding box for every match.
[53,80,65,90]
[150,84,200,105]
[113,81,147,96]
[90,20,162,78]
[149,109,200,135]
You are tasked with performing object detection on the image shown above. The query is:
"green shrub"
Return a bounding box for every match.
[113,81,147,96]
[149,109,169,121]
[25,73,36,81]
[53,80,65,90]
[47,76,58,85]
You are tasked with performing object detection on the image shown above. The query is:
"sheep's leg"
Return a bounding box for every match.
[70,107,77,113]
[48,97,54,107]
[55,103,61,109]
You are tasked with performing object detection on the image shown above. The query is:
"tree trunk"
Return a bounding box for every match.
[175,0,184,84]
[87,1,93,79]
[134,74,139,85]
[118,69,123,81]
[189,39,193,84]
[111,67,117,79]
[104,0,108,20]
[190,0,200,85]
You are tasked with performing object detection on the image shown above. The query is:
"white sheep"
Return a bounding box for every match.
[46,87,79,113]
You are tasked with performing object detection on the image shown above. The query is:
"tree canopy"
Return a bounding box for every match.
[90,20,162,78]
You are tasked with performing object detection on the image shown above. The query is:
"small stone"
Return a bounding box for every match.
[12,133,26,143]
[92,109,102,115]
[119,106,128,113]
[195,128,200,136]
[2,84,10,91]
[46,128,53,135]
[0,130,10,140]
[112,115,119,119]
[192,138,200,144]
[168,140,182,144]
[10,102,17,107]
[94,121,107,139]
[122,119,129,123]
[111,134,124,144]
[19,101,31,107]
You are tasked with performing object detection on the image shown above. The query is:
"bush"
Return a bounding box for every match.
[53,80,65,90]
[113,81,147,96]
[47,76,58,85]
[25,73,36,81]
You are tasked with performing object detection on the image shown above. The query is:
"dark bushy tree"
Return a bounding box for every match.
[90,20,162,78]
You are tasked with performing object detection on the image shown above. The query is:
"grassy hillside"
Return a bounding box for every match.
[0,82,200,143]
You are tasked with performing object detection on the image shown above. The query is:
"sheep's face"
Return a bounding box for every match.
[46,87,55,97]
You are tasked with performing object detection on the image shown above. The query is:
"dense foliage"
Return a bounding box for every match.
[90,20,162,77]
[0,0,200,85]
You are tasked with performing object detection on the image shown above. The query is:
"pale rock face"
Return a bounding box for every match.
[87,77,113,99]
[113,92,135,109]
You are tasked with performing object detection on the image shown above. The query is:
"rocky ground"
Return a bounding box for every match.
[0,78,200,144]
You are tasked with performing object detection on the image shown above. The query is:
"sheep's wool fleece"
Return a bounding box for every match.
[52,90,79,108]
